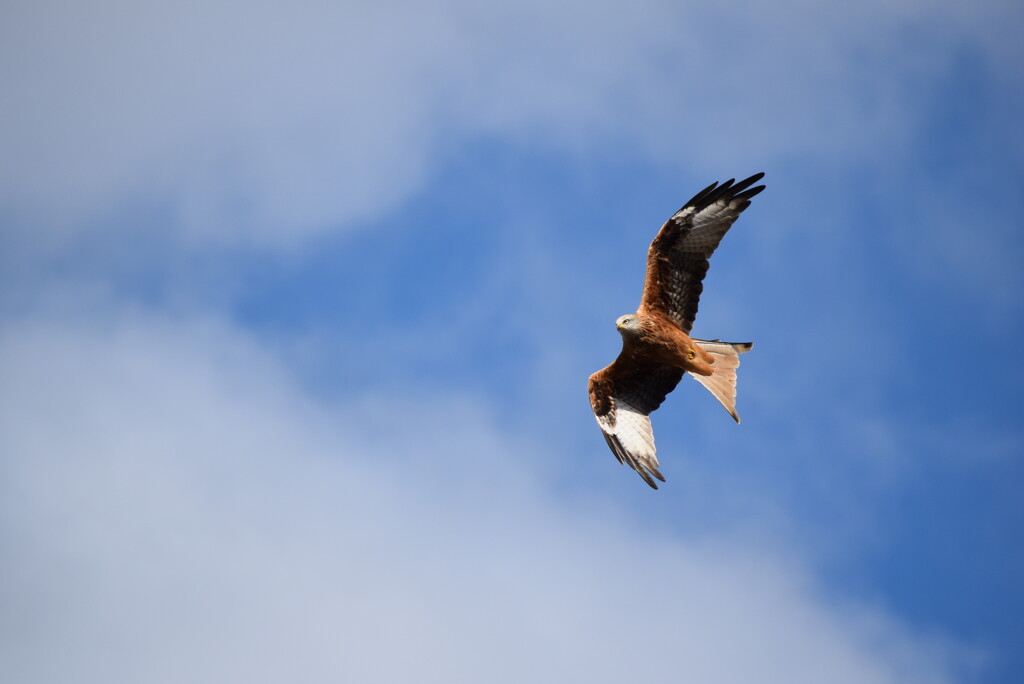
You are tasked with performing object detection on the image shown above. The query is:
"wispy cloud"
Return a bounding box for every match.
[0,309,971,683]
[2,0,1018,251]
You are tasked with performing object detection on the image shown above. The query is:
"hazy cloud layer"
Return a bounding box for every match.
[0,310,966,683]
[2,0,1019,248]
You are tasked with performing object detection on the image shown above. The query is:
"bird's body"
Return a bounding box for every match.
[588,173,765,489]
[612,312,716,374]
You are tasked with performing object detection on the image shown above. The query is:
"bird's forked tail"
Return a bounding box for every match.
[690,339,753,423]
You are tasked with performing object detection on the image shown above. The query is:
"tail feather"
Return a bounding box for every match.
[690,339,753,423]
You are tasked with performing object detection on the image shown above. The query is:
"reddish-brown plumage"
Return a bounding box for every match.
[589,173,765,489]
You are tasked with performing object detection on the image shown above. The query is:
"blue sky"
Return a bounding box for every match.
[2,1,1022,682]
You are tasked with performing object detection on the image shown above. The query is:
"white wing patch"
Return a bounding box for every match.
[668,174,764,256]
[612,401,658,465]
[679,200,739,253]
[595,399,664,488]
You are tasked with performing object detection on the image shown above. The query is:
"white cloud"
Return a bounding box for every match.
[0,307,970,683]
[2,0,1018,250]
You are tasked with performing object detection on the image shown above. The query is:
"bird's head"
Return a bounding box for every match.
[615,314,642,338]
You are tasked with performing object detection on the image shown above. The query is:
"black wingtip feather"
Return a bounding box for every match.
[693,178,736,211]
[679,180,720,213]
[635,461,662,489]
[730,173,763,194]
[680,172,766,215]
[734,184,766,202]
[604,433,664,490]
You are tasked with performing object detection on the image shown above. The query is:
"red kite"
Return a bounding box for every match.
[588,173,765,488]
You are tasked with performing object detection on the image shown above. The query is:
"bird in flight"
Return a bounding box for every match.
[588,173,765,489]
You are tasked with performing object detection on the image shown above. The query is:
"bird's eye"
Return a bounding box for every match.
[687,349,696,359]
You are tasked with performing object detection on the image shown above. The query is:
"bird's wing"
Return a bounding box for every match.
[638,173,765,333]
[588,358,685,489]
